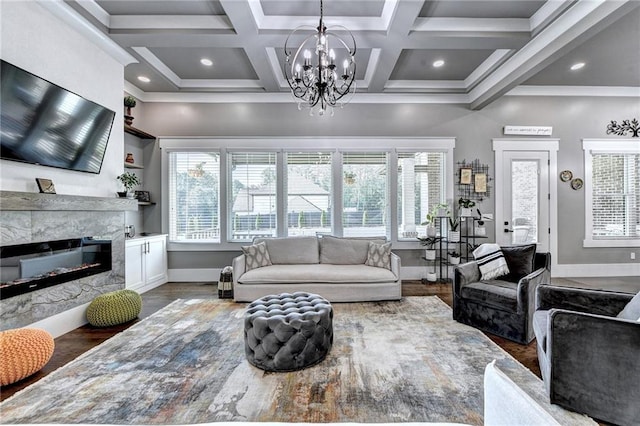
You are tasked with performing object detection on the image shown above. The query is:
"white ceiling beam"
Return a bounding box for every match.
[469,0,639,110]
[109,15,232,30]
[464,49,513,89]
[384,80,466,91]
[219,0,279,91]
[74,0,110,27]
[413,17,530,34]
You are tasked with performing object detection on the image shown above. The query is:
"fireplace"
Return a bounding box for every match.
[1,237,112,300]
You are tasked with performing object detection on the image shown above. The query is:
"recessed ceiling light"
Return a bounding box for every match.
[570,62,585,71]
[137,75,151,83]
[200,58,213,66]
[433,60,445,68]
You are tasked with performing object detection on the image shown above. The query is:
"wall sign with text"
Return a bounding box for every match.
[503,126,553,136]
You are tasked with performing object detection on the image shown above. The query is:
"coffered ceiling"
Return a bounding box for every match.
[58,0,640,109]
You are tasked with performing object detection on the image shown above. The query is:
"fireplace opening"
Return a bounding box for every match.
[0,237,112,300]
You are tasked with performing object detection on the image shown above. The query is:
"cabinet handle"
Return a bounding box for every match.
[147,241,150,253]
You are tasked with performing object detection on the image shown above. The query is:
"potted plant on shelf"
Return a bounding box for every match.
[448,251,461,265]
[475,208,487,236]
[417,236,441,260]
[425,269,438,283]
[116,171,140,199]
[124,95,137,126]
[448,216,460,242]
[458,197,476,217]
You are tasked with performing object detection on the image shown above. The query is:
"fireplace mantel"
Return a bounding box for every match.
[0,191,138,211]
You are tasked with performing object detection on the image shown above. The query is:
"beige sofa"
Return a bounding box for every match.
[232,236,401,302]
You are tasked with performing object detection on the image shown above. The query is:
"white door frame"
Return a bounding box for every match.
[493,139,559,274]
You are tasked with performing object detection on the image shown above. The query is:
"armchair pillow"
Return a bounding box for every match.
[242,242,272,271]
[473,243,510,280]
[501,244,536,283]
[617,291,640,321]
[365,242,392,269]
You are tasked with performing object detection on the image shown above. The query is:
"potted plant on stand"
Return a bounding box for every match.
[448,216,460,242]
[417,236,441,260]
[458,198,476,217]
[448,251,461,265]
[116,171,140,199]
[421,203,448,237]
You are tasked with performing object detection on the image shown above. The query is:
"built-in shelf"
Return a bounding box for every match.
[137,201,156,206]
[124,125,155,140]
[124,162,144,169]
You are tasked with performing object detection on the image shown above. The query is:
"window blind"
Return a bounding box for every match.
[592,152,639,238]
[397,152,446,239]
[168,152,220,242]
[342,152,389,237]
[229,152,277,241]
[285,152,333,235]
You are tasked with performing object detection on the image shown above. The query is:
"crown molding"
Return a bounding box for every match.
[35,0,137,66]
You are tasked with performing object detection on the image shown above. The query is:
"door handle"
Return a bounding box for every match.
[504,228,514,233]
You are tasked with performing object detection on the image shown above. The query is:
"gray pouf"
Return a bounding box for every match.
[244,292,333,372]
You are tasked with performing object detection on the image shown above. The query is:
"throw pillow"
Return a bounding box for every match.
[365,242,392,269]
[617,291,640,321]
[501,244,537,283]
[473,243,510,281]
[242,242,272,271]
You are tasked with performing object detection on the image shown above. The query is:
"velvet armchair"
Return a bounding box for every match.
[453,245,550,344]
[533,285,640,425]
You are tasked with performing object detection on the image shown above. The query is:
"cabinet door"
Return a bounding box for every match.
[145,237,168,286]
[125,242,145,290]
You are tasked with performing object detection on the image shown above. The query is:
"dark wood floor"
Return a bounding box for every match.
[0,281,540,402]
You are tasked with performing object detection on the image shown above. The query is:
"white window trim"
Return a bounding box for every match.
[159,137,455,251]
[583,138,640,248]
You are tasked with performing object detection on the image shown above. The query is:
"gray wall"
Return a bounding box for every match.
[134,96,640,269]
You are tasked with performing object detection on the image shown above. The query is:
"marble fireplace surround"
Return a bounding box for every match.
[0,191,137,336]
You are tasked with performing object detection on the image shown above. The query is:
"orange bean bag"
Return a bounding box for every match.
[0,328,55,386]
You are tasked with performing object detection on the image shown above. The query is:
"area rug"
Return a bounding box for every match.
[0,297,590,425]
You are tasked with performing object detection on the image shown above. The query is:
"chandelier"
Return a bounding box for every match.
[284,0,357,116]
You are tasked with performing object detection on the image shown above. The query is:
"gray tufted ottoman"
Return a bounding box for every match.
[244,292,333,372]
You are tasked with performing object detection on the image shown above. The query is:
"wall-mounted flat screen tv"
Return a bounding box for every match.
[0,60,116,174]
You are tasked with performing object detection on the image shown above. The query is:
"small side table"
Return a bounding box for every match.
[218,266,233,299]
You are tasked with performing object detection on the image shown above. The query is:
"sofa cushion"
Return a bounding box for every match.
[460,280,518,313]
[472,244,510,280]
[365,242,392,269]
[254,236,319,265]
[617,290,640,320]
[501,244,536,283]
[319,236,386,265]
[238,264,397,284]
[533,310,549,350]
[242,242,272,271]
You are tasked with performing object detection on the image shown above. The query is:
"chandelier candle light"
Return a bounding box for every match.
[284,0,357,116]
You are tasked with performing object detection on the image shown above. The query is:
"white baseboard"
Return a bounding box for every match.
[553,262,640,277]
[28,302,90,338]
[168,268,220,282]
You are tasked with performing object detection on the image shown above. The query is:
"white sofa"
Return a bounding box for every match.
[232,235,401,303]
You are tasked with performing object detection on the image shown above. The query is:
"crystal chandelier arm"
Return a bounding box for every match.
[325,26,357,56]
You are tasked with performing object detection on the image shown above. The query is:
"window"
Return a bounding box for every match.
[397,152,446,239]
[161,138,454,248]
[228,152,277,241]
[584,139,640,247]
[168,152,220,242]
[342,152,389,237]
[286,152,333,236]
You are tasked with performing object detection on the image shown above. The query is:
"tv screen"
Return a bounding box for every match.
[0,60,115,174]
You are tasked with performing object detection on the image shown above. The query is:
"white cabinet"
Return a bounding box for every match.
[125,234,168,293]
